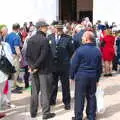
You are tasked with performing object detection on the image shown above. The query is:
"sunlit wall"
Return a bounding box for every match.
[0,0,58,31]
[93,0,120,24]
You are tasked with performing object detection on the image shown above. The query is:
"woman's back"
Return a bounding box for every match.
[104,35,115,48]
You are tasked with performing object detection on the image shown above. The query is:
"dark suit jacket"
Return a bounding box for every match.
[71,43,102,82]
[26,31,53,74]
[48,33,74,72]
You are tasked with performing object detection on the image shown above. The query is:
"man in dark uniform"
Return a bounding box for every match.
[26,20,55,119]
[48,23,74,110]
[71,31,102,120]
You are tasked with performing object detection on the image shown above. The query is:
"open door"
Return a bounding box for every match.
[59,0,77,21]
[79,11,93,22]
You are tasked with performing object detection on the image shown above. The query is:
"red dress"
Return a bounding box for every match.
[102,35,115,61]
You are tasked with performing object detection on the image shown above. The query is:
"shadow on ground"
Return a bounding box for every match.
[104,84,120,96]
[97,103,120,119]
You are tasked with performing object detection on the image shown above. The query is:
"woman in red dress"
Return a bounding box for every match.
[102,29,115,76]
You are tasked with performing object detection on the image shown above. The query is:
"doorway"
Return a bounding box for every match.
[59,0,77,21]
[79,11,93,22]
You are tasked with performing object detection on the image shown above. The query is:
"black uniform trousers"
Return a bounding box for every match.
[75,75,97,120]
[50,71,71,105]
[30,72,53,118]
[24,66,30,88]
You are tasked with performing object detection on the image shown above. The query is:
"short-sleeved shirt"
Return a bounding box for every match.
[6,32,21,54]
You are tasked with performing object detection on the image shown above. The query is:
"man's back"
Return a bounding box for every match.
[6,32,20,54]
[71,43,102,80]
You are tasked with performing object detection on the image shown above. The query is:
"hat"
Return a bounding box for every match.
[51,21,59,25]
[36,21,49,29]
[55,23,63,29]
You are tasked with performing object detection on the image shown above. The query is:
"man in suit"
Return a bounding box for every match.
[26,20,55,119]
[71,31,102,120]
[48,23,74,110]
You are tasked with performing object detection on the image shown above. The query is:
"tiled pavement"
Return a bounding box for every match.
[1,72,120,120]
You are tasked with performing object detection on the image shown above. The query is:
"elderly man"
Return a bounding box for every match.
[71,31,102,120]
[26,20,55,119]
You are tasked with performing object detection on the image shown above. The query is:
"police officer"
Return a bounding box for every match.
[48,23,74,110]
[71,31,102,120]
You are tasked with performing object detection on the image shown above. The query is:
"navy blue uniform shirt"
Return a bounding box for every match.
[71,43,102,82]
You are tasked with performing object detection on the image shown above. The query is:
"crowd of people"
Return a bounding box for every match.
[0,17,120,120]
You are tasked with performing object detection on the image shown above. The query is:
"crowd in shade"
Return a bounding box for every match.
[0,17,120,120]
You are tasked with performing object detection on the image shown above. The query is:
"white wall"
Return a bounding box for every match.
[93,0,120,24]
[0,0,58,31]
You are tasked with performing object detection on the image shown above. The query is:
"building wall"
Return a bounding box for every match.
[93,0,120,24]
[0,0,58,31]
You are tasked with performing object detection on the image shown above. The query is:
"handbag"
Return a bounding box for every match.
[96,86,105,113]
[0,45,16,75]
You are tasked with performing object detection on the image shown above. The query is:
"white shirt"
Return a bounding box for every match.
[0,42,13,83]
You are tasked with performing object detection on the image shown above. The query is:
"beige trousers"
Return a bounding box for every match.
[12,55,20,87]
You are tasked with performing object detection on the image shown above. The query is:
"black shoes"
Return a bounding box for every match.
[12,88,22,94]
[25,85,29,89]
[12,86,23,94]
[104,73,112,77]
[72,117,75,120]
[108,73,112,76]
[43,113,56,119]
[65,104,71,110]
[31,114,37,118]
[50,101,56,106]
[72,117,89,120]
[16,85,23,90]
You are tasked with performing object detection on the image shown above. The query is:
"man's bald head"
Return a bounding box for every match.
[82,31,95,44]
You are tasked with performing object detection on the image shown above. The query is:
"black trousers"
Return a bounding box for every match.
[75,75,97,120]
[112,56,118,71]
[50,71,71,105]
[24,66,30,87]
[30,73,53,117]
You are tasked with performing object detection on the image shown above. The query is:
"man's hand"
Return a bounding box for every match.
[28,68,38,73]
[97,82,100,87]
[19,55,22,62]
[28,68,32,73]
[32,69,38,74]
[70,79,75,84]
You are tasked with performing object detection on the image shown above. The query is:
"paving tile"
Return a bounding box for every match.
[2,73,120,120]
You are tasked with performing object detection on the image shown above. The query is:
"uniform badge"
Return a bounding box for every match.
[72,40,74,44]
[49,40,52,44]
